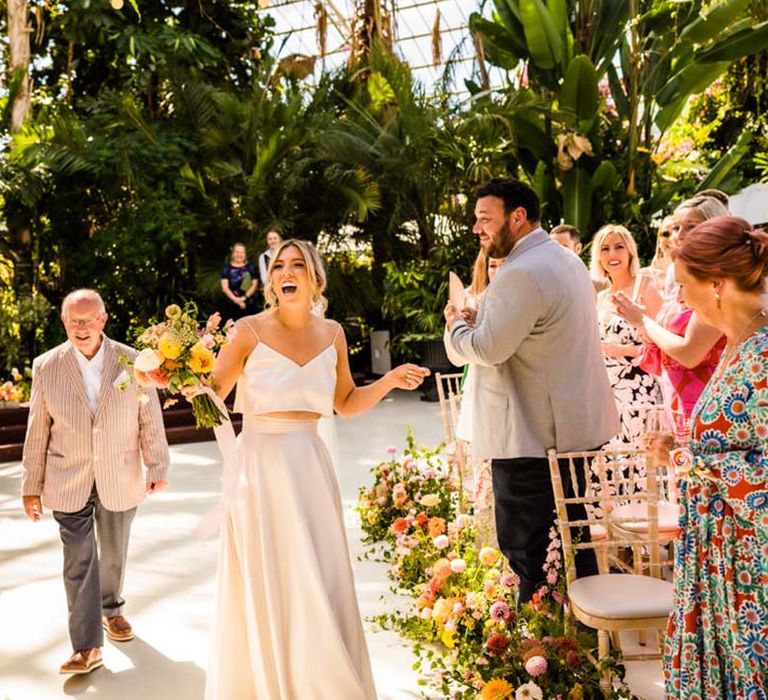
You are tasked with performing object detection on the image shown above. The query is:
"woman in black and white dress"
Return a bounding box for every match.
[590,224,662,444]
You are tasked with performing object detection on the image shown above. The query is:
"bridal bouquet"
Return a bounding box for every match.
[122,302,232,428]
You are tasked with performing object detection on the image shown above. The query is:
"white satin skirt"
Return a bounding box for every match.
[205,416,377,700]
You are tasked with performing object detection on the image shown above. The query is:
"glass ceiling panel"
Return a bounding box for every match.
[259,0,504,94]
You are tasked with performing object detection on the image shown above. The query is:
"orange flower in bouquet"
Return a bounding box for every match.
[122,302,232,428]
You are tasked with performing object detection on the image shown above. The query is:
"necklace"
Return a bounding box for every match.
[712,307,768,384]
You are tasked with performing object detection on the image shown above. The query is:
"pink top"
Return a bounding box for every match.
[640,304,725,424]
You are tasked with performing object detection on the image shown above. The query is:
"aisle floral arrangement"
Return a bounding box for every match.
[357,435,632,700]
[356,427,456,547]
[120,302,232,427]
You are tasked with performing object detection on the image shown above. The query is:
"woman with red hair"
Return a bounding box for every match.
[663,216,768,697]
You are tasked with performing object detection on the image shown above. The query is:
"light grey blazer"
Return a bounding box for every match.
[21,337,170,513]
[445,229,618,460]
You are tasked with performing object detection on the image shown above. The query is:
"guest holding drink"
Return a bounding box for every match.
[590,224,662,445]
[662,216,768,697]
[612,196,729,438]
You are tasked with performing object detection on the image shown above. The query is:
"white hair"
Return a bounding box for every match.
[61,289,106,317]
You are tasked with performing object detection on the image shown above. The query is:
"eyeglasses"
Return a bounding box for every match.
[64,315,104,329]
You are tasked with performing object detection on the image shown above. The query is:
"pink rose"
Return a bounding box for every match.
[524,655,548,677]
[135,368,170,389]
[489,600,511,622]
[501,573,518,588]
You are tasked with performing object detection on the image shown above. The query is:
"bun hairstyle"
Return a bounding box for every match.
[673,216,768,292]
[263,239,328,312]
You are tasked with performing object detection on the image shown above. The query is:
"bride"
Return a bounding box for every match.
[206,239,429,700]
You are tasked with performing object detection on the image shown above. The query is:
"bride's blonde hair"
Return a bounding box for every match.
[263,239,328,313]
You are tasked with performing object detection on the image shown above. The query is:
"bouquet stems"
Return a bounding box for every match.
[191,393,228,429]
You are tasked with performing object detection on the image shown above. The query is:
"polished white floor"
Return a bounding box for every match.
[0,391,663,699]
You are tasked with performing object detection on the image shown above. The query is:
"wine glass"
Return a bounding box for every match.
[643,406,675,454]
[644,406,677,503]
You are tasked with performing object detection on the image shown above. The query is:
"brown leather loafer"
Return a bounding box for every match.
[102,615,134,642]
[60,647,103,674]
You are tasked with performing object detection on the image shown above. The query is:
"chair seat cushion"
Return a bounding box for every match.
[569,574,674,620]
[612,500,680,533]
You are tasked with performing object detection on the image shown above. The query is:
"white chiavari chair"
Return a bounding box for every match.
[547,447,674,697]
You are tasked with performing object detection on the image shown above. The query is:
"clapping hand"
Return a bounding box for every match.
[389,364,431,391]
[444,302,461,328]
[611,291,647,326]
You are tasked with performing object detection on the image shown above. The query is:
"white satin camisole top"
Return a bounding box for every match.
[233,323,339,417]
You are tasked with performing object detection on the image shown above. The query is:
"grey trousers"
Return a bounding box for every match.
[53,484,137,650]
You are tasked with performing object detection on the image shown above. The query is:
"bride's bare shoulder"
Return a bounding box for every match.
[231,312,272,346]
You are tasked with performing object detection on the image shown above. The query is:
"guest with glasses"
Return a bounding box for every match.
[21,289,169,675]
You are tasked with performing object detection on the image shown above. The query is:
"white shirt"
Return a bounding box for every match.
[74,338,106,413]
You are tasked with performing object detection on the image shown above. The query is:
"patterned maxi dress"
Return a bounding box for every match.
[664,328,768,698]
[601,313,662,445]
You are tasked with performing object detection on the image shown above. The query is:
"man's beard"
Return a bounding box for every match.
[484,220,515,259]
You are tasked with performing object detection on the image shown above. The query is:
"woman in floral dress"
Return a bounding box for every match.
[590,224,663,445]
[663,216,768,698]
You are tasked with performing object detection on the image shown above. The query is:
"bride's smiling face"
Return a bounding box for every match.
[271,245,312,305]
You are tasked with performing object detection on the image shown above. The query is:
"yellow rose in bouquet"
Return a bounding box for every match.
[123,302,232,428]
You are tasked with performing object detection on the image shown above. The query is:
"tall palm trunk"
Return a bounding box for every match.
[6,0,37,364]
[7,0,31,132]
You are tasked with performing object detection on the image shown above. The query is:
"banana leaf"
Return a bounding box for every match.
[562,167,592,235]
[697,131,752,192]
[559,55,599,131]
[519,0,563,70]
[696,21,768,64]
[680,0,751,45]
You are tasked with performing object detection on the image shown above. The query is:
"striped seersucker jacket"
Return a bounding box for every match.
[21,337,169,513]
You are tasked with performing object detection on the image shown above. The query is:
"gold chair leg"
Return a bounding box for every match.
[596,544,609,574]
[598,628,612,697]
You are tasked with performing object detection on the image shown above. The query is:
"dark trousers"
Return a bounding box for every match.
[491,454,598,604]
[53,485,136,650]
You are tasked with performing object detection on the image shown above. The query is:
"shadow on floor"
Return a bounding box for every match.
[62,636,205,700]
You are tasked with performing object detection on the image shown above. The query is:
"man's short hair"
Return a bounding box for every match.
[476,178,541,222]
[550,224,581,242]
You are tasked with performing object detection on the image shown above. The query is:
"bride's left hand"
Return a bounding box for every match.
[389,364,431,391]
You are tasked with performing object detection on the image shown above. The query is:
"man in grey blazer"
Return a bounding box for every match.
[22,289,170,674]
[444,178,618,603]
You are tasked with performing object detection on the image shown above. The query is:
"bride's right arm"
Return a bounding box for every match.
[212,319,258,399]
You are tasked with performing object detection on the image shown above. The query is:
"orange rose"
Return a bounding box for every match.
[428,517,446,538]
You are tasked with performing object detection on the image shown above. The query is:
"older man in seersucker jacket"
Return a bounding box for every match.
[444,178,619,603]
[22,289,169,675]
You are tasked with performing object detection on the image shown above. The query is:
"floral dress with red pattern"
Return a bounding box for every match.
[664,328,768,699]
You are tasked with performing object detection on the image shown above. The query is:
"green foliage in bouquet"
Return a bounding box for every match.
[355,427,454,546]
